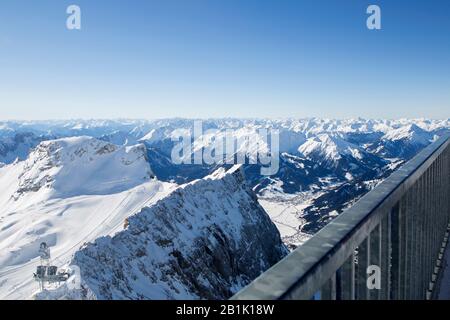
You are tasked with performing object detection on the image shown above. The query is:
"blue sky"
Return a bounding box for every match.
[0,0,449,120]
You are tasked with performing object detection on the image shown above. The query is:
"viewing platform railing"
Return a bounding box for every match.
[233,134,450,300]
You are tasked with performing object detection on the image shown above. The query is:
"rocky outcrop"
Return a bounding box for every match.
[72,166,288,300]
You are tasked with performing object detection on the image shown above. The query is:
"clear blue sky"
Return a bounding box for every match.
[0,0,449,120]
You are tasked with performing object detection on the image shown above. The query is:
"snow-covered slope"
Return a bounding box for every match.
[0,137,175,300]
[71,166,288,300]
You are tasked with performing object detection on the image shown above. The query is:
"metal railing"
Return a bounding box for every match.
[233,134,450,300]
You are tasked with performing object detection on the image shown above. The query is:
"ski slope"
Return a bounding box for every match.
[0,137,176,299]
[0,178,175,300]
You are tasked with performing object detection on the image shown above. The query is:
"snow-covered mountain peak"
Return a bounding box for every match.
[296,133,387,180]
[13,136,154,199]
[383,123,432,145]
[37,136,117,161]
[298,133,363,162]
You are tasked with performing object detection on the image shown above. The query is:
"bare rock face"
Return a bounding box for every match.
[72,166,288,300]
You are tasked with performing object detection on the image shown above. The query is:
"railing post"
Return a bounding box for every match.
[423,169,433,299]
[430,159,443,298]
[390,203,403,299]
[338,252,356,300]
[380,212,391,299]
[428,166,435,297]
[357,237,370,300]
[413,177,422,299]
[369,224,382,299]
[405,185,416,299]
[321,273,337,300]
[400,197,408,299]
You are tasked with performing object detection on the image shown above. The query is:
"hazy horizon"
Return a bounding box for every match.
[1,117,449,125]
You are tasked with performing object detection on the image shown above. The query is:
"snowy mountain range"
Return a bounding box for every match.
[0,118,448,299]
